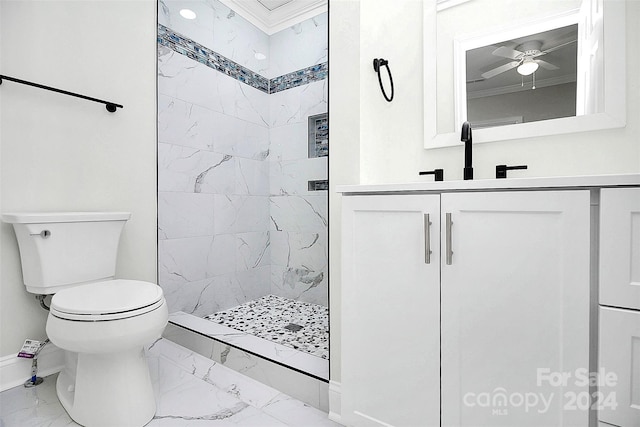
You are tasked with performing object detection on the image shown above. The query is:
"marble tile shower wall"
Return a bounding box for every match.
[268,11,328,306]
[158,0,269,76]
[157,47,271,317]
[269,81,328,305]
[267,13,328,78]
[157,0,328,316]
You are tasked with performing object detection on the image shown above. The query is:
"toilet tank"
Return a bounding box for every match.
[2,212,131,294]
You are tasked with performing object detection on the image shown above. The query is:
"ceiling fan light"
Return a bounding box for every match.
[517,59,539,76]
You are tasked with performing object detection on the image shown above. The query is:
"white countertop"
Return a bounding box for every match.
[336,173,640,194]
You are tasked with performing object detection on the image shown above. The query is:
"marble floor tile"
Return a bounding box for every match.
[0,339,340,427]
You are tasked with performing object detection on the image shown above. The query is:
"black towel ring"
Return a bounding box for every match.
[373,58,394,102]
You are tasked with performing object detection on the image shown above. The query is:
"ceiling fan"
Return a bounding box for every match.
[481,39,575,79]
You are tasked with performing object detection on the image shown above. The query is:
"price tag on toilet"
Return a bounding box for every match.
[17,339,45,358]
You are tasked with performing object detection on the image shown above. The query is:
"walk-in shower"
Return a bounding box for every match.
[157,0,328,378]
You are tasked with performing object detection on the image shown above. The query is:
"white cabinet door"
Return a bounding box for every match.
[600,188,640,310]
[341,194,440,427]
[598,306,640,427]
[441,191,591,427]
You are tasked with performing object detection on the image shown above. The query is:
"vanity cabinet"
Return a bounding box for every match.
[341,190,592,427]
[599,188,640,310]
[341,194,441,427]
[598,188,640,427]
[598,307,640,427]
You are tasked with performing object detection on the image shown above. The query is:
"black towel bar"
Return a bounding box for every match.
[0,74,123,113]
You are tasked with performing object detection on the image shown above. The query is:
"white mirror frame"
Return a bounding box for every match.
[423,0,626,149]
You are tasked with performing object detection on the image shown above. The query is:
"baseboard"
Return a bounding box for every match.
[0,344,64,392]
[328,379,343,424]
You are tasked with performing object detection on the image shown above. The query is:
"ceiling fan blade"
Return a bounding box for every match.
[481,61,519,79]
[541,39,577,54]
[491,46,523,60]
[536,59,560,70]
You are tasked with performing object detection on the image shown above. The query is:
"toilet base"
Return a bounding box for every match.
[56,348,156,427]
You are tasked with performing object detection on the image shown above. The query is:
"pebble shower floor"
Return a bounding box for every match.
[205,295,329,359]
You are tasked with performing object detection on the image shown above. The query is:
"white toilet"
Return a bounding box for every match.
[2,212,168,427]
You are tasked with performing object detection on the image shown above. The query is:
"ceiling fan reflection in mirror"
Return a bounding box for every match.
[481,38,576,80]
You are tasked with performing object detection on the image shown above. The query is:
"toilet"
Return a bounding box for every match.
[2,212,168,427]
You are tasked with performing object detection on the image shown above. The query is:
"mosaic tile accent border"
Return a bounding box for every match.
[269,63,328,94]
[158,24,269,93]
[205,294,329,359]
[158,24,327,94]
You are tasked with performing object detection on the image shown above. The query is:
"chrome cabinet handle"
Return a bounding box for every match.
[424,213,432,264]
[445,213,453,265]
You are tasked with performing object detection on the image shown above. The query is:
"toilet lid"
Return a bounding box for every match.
[50,280,164,320]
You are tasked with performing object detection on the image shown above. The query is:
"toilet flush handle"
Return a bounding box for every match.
[30,230,51,238]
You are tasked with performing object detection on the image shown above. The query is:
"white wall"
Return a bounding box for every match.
[329,0,640,388]
[328,0,361,385]
[0,0,157,365]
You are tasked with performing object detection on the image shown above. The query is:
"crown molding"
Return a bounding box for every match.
[218,0,327,35]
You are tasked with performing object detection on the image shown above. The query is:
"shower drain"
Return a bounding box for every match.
[284,323,304,332]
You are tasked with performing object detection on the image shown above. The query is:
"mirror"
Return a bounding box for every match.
[424,0,626,149]
[465,23,578,129]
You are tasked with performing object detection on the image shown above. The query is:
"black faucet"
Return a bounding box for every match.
[461,121,473,180]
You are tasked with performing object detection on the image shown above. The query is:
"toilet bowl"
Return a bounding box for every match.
[2,212,168,427]
[47,280,168,427]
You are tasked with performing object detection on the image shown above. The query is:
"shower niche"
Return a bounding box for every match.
[308,113,329,158]
[156,0,329,400]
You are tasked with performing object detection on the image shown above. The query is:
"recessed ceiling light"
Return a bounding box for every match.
[179,9,197,20]
[254,52,267,60]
